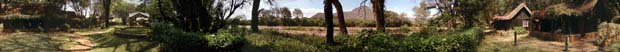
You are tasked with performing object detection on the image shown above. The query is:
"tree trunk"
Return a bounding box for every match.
[371,0,385,32]
[332,0,347,35]
[157,0,166,20]
[172,0,215,33]
[252,0,260,33]
[0,0,3,15]
[324,0,335,44]
[103,0,111,27]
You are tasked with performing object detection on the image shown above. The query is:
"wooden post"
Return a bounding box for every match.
[564,35,569,52]
[514,31,517,46]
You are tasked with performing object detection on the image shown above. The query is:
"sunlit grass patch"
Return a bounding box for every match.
[0,32,77,52]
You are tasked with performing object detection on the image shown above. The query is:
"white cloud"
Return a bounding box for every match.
[300,8,322,17]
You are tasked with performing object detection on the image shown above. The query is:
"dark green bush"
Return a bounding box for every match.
[151,22,248,52]
[151,22,208,52]
[204,27,247,51]
[1,15,69,32]
[337,27,482,52]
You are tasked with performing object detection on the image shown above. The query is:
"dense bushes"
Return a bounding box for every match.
[151,22,207,52]
[336,27,483,52]
[1,15,69,32]
[1,15,100,32]
[151,22,247,52]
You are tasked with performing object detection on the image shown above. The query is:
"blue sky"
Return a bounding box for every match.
[234,0,433,19]
[65,0,433,19]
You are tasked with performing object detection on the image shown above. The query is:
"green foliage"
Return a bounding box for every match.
[204,32,246,51]
[1,15,70,32]
[513,27,527,34]
[336,27,483,52]
[242,30,328,52]
[151,22,249,51]
[546,4,582,16]
[398,25,411,32]
[609,42,620,52]
[151,22,208,52]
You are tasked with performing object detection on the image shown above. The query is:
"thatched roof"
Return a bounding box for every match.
[493,3,532,20]
[493,0,599,20]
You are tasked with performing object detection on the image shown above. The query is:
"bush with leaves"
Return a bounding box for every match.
[1,15,70,32]
[204,27,248,51]
[596,22,620,51]
[337,27,482,52]
[151,22,207,52]
[151,22,248,51]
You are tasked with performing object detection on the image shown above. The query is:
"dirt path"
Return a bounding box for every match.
[64,27,122,52]
[481,30,599,52]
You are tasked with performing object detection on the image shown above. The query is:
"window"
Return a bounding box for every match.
[523,20,528,27]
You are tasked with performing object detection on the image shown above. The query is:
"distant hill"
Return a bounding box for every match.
[310,6,375,20]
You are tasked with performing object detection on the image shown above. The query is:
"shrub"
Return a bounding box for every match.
[151,22,248,51]
[204,32,246,51]
[151,22,207,52]
[513,27,527,34]
[338,27,482,52]
[1,15,69,32]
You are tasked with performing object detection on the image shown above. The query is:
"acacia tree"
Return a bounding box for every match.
[332,0,347,35]
[324,0,336,44]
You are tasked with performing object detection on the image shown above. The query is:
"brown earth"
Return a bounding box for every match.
[481,30,599,52]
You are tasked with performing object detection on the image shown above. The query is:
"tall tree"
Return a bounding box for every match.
[168,0,248,33]
[332,0,347,35]
[413,0,429,20]
[0,0,3,15]
[103,0,111,27]
[251,0,275,33]
[251,0,261,33]
[371,0,386,32]
[293,8,303,18]
[324,0,336,44]
[280,7,292,18]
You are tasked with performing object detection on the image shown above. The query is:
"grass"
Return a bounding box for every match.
[0,32,76,52]
[240,30,329,52]
[0,25,484,52]
[87,27,158,52]
[238,27,483,52]
[477,37,548,52]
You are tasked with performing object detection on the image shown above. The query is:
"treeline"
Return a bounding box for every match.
[231,8,412,27]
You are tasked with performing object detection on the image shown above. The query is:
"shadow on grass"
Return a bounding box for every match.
[87,27,159,52]
[0,32,76,52]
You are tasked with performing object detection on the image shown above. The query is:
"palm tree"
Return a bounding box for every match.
[371,0,386,32]
[324,0,336,44]
[332,0,347,35]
